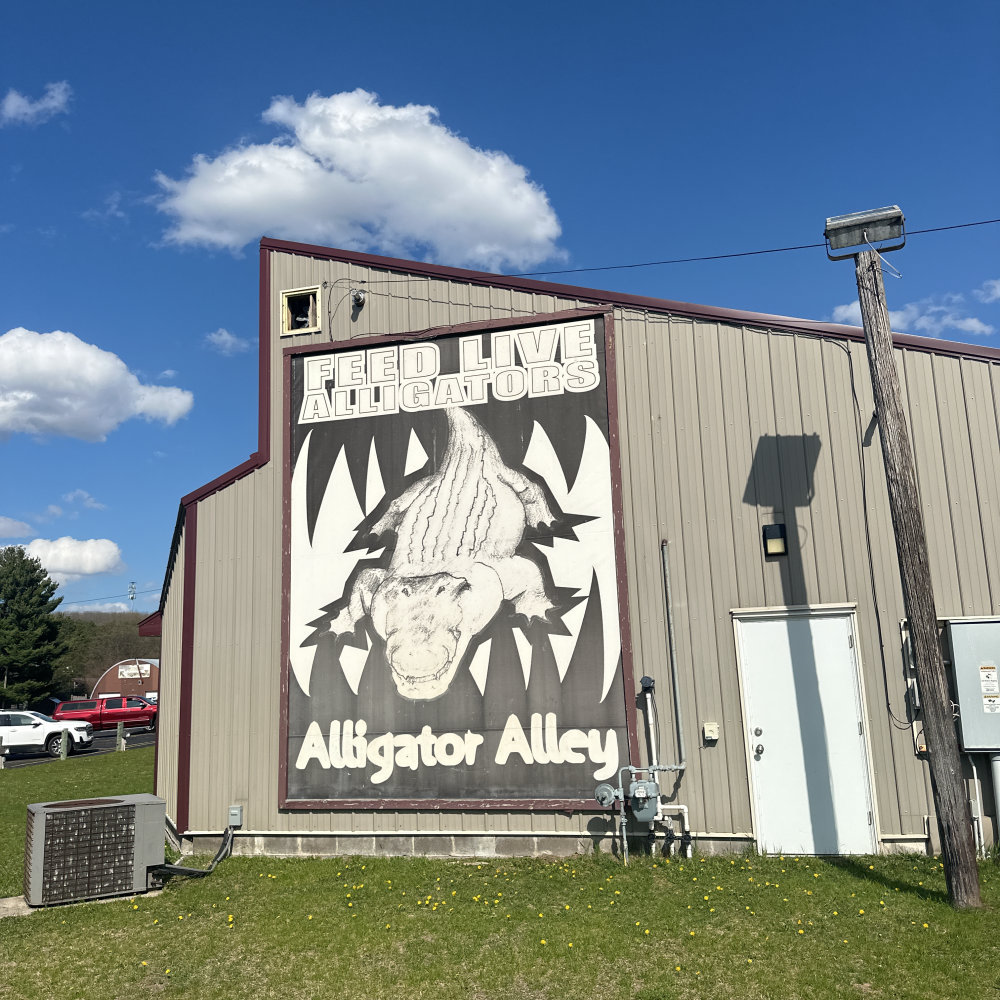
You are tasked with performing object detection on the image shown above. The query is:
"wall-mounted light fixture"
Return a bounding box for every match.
[762,523,787,557]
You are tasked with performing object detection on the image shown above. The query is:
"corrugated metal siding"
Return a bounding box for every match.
[173,249,1000,847]
[155,520,185,824]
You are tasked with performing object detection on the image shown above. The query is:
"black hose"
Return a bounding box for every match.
[150,826,235,880]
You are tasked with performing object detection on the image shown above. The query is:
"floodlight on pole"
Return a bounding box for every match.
[824,205,905,260]
[825,204,980,909]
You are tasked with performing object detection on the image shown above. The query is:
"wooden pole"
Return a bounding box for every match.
[854,249,981,908]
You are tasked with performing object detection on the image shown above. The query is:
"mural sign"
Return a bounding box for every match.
[283,314,633,805]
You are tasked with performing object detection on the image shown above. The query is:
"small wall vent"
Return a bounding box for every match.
[24,793,165,906]
[281,286,322,336]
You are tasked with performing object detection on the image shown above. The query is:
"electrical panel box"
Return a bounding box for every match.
[945,619,1000,751]
[24,793,165,906]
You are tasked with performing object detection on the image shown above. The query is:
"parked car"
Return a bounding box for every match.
[53,696,157,732]
[0,710,94,757]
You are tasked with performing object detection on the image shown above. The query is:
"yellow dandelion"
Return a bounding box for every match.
[690,930,695,936]
[859,909,865,914]
[141,961,147,966]
[675,966,681,972]
[541,939,547,945]
[644,929,650,935]
[798,929,804,935]
[923,923,929,928]
[307,915,313,920]
[567,943,573,948]
[133,904,138,910]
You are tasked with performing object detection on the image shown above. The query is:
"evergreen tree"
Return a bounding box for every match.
[0,546,66,706]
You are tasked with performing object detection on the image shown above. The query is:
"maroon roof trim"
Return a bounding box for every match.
[260,237,1000,364]
[137,611,162,637]
[257,244,272,464]
[175,503,198,836]
[180,454,261,507]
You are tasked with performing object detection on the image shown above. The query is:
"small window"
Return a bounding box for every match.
[104,698,124,710]
[126,698,146,708]
[68,701,97,711]
[281,286,322,336]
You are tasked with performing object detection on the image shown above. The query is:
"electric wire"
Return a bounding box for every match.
[508,217,1000,278]
[832,337,914,730]
[60,588,160,606]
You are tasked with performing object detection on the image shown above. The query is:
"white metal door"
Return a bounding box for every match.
[734,609,876,855]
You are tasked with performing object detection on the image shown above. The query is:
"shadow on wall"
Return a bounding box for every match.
[743,434,837,851]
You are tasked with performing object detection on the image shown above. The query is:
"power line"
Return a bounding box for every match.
[61,588,160,607]
[509,217,1000,279]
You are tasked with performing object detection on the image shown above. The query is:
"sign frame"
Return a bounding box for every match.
[278,308,638,810]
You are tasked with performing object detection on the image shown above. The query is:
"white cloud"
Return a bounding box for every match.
[831,297,994,338]
[82,191,127,224]
[155,88,563,270]
[158,369,178,379]
[0,516,33,538]
[0,328,194,441]
[63,489,106,510]
[204,327,251,356]
[974,279,1000,304]
[1,82,72,127]
[25,536,124,583]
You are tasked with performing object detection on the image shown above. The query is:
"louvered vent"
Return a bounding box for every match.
[24,794,165,906]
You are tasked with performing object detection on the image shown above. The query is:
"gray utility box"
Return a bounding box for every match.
[24,793,165,906]
[945,619,1000,751]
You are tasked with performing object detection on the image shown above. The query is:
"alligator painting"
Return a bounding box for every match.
[325,406,565,701]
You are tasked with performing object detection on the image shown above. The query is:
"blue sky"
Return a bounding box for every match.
[1,1,998,614]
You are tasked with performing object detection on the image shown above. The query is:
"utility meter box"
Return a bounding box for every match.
[945,619,1000,751]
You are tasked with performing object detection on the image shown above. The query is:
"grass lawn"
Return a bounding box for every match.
[1,750,998,999]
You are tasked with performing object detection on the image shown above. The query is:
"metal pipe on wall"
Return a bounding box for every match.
[660,540,688,771]
[969,755,985,858]
[992,754,1000,849]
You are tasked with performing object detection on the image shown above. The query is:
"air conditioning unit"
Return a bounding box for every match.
[24,793,165,906]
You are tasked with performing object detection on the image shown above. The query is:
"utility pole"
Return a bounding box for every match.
[847,238,981,908]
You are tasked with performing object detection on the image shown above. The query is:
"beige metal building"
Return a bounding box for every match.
[141,238,1000,858]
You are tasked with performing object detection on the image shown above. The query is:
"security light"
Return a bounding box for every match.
[762,523,787,557]
[824,206,905,260]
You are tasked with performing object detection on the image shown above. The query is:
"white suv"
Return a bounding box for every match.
[0,710,94,758]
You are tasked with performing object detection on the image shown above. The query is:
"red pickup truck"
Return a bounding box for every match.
[53,696,157,732]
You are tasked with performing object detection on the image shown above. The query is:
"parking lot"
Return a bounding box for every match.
[1,728,156,768]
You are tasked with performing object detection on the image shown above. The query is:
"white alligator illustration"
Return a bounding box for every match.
[328,406,560,701]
